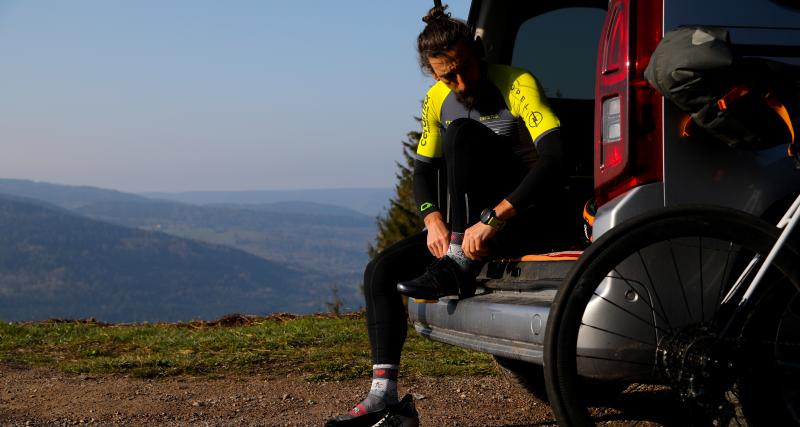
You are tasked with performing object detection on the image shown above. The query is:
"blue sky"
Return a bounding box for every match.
[0,1,470,192]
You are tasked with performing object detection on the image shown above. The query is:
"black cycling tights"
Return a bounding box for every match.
[364,119,545,364]
[364,231,431,364]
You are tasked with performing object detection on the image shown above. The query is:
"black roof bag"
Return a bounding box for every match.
[645,26,799,156]
[645,26,736,113]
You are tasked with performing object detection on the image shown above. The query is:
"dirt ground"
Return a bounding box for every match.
[0,365,558,426]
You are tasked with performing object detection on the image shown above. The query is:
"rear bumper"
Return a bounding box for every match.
[411,290,555,364]
[593,182,664,239]
[408,260,574,365]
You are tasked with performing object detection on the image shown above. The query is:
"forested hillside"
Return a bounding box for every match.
[0,179,382,320]
[0,195,330,322]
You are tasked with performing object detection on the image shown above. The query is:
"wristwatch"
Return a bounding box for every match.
[479,208,506,230]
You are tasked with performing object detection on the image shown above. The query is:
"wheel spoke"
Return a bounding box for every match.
[699,237,705,321]
[713,241,736,320]
[592,289,671,335]
[668,239,695,323]
[608,270,672,333]
[637,250,674,332]
[580,322,658,348]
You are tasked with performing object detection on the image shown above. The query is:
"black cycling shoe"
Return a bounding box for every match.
[325,394,419,427]
[396,257,475,301]
[373,394,420,427]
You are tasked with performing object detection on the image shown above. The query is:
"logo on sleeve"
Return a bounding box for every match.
[420,202,434,212]
[527,111,544,128]
[420,95,431,146]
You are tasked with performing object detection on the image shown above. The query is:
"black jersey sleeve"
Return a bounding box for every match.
[413,157,443,219]
[506,128,565,210]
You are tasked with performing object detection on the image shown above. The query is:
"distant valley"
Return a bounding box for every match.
[0,179,391,322]
[142,188,393,217]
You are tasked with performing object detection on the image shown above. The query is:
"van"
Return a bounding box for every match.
[408,0,800,419]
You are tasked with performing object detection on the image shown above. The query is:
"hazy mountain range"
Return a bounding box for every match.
[142,188,392,217]
[0,179,392,322]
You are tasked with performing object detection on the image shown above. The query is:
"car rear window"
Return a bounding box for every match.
[512,7,606,100]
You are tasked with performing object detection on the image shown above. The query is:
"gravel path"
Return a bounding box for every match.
[0,366,557,426]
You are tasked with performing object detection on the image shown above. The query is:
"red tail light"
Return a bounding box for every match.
[594,0,663,206]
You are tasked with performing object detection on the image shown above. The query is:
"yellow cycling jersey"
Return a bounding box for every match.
[417,63,560,166]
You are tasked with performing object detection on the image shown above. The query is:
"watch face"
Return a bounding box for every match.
[480,208,492,223]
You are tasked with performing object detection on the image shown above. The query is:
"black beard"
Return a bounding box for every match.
[454,79,491,110]
[455,91,479,109]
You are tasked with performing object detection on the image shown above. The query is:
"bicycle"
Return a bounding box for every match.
[542,196,800,425]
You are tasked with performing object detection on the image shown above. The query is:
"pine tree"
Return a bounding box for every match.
[368,125,425,257]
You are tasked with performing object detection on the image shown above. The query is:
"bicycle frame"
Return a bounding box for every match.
[720,193,800,337]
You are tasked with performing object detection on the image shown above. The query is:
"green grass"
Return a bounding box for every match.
[0,313,494,381]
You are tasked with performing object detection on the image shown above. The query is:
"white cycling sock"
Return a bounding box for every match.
[349,364,399,416]
[368,364,399,403]
[446,232,472,272]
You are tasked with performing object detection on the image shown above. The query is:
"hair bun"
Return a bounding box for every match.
[422,5,450,23]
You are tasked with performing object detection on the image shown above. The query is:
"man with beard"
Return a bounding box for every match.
[326,4,565,426]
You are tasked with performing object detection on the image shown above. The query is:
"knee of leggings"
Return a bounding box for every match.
[363,258,377,295]
[362,253,394,298]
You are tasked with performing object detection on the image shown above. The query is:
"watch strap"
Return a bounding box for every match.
[480,208,506,230]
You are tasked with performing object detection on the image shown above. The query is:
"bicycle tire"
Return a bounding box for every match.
[543,206,800,426]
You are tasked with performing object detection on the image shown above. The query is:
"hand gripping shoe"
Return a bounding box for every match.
[396,257,475,302]
[325,394,419,427]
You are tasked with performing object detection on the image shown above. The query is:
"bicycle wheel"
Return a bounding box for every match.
[543,206,800,426]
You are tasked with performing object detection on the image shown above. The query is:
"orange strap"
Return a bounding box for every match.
[680,115,693,138]
[713,85,796,157]
[716,85,750,111]
[718,86,794,146]
[518,251,582,262]
[765,92,795,145]
[582,204,595,227]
